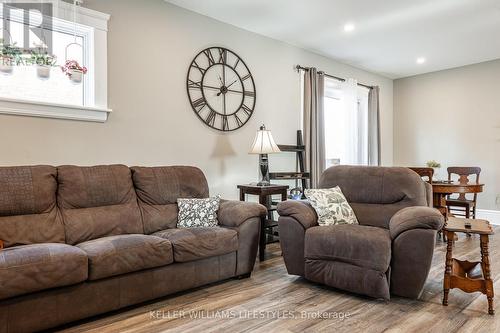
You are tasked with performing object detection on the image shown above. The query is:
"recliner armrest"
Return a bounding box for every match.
[389,206,444,239]
[218,199,267,228]
[277,200,318,229]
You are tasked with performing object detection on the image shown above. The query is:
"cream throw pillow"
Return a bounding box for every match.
[304,187,358,226]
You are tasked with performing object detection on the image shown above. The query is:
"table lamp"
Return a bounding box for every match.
[249,125,281,186]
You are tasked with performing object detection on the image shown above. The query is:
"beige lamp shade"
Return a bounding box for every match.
[249,126,281,154]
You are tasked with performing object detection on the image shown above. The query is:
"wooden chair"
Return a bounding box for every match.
[408,167,434,184]
[409,167,442,239]
[446,167,481,218]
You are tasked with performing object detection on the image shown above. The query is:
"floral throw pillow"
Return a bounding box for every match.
[177,196,221,228]
[304,187,358,226]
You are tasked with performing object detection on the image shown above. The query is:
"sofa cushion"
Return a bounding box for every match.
[305,224,391,272]
[131,166,209,234]
[0,243,88,300]
[57,165,143,245]
[152,227,238,262]
[77,234,173,280]
[0,166,65,248]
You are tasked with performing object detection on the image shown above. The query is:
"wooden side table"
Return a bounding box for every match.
[443,217,495,315]
[237,184,288,261]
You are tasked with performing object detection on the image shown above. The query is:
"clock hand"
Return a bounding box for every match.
[226,79,238,88]
[217,88,247,96]
[226,88,244,94]
[218,75,224,86]
[204,85,222,90]
[223,63,226,86]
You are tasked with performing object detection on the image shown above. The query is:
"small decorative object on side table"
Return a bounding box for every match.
[238,183,289,261]
[443,217,495,315]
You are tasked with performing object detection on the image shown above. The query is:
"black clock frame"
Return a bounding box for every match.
[186,47,256,132]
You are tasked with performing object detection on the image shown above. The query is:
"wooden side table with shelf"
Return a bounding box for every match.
[237,184,288,261]
[443,217,495,315]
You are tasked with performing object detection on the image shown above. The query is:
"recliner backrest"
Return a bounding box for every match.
[57,164,143,245]
[131,166,209,234]
[318,165,428,228]
[0,166,65,248]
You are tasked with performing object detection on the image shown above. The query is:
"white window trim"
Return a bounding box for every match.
[0,0,111,122]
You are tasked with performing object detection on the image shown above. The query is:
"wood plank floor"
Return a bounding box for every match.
[59,230,500,333]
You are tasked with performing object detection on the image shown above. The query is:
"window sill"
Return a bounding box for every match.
[0,97,112,122]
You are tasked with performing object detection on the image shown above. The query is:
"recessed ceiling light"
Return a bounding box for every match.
[416,57,426,64]
[344,23,355,32]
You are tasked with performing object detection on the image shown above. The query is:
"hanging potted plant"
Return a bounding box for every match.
[31,51,56,79]
[61,60,87,83]
[0,40,21,75]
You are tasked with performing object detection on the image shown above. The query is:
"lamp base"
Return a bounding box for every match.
[258,154,270,187]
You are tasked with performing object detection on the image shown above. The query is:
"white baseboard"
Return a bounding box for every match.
[476,209,500,225]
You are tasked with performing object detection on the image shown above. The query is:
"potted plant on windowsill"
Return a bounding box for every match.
[61,60,87,83]
[30,51,57,79]
[0,40,21,75]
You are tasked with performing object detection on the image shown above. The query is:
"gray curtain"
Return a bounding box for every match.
[303,68,325,188]
[368,86,381,166]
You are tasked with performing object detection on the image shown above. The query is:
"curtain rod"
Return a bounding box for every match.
[295,65,374,90]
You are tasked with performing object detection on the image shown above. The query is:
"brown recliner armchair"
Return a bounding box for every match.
[277,166,444,300]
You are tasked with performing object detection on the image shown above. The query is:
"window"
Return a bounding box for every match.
[0,15,88,106]
[324,77,370,168]
[0,1,110,122]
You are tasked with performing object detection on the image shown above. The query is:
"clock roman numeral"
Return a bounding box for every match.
[222,115,229,131]
[218,49,227,64]
[241,73,251,81]
[188,79,201,89]
[206,110,217,126]
[234,58,240,69]
[204,50,216,66]
[244,90,255,97]
[234,113,243,127]
[191,60,206,75]
[241,104,253,116]
[192,97,206,112]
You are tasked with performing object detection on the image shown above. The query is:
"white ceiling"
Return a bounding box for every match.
[165,0,500,79]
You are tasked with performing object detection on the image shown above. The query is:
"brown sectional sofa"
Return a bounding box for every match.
[0,165,266,333]
[278,166,444,300]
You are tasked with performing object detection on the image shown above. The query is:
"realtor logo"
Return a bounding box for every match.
[1,1,53,54]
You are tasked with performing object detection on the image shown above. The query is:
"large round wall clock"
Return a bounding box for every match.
[186,47,256,132]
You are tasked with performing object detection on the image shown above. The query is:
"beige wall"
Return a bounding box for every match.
[0,0,393,199]
[394,59,500,210]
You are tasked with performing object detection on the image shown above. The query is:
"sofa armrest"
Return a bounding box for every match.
[218,199,267,228]
[277,200,318,229]
[217,200,265,277]
[389,206,444,240]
